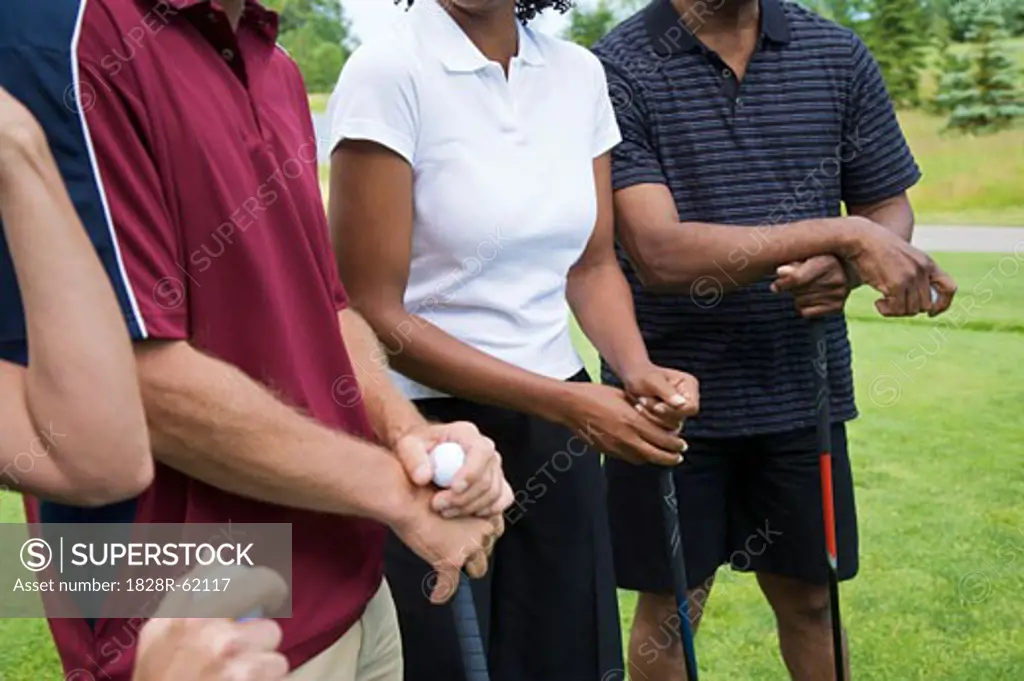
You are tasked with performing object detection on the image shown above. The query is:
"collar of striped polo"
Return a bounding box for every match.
[412,0,545,73]
[645,0,792,56]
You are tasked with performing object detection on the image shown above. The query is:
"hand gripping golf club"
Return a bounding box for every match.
[810,319,846,681]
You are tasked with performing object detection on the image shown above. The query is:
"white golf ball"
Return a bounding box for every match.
[930,286,939,305]
[430,442,466,489]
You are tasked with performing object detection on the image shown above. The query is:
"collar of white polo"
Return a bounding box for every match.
[411,0,546,73]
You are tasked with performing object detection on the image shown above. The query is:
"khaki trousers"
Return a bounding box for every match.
[289,580,402,681]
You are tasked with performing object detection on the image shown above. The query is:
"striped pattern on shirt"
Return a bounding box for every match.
[593,0,922,437]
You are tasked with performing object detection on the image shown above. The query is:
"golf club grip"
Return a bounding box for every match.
[659,470,700,681]
[452,574,490,681]
[809,320,831,451]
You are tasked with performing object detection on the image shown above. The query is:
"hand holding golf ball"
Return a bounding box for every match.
[430,442,467,489]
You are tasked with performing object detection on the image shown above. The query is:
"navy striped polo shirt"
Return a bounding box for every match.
[593,0,921,438]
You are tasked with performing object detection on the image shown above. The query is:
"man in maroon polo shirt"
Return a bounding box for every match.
[26,1,512,679]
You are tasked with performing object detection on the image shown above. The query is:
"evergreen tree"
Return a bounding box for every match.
[564,1,619,48]
[933,35,974,115]
[863,0,929,108]
[263,0,355,92]
[946,3,1024,133]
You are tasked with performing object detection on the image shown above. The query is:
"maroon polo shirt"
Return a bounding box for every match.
[42,0,386,676]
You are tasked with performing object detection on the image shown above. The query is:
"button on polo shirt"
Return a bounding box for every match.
[328,0,621,399]
[7,0,387,677]
[594,0,922,437]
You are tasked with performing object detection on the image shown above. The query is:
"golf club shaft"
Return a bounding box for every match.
[452,573,490,681]
[659,469,700,681]
[810,319,846,681]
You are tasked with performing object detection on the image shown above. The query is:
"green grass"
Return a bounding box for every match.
[900,110,1024,227]
[309,105,1024,227]
[4,252,1022,679]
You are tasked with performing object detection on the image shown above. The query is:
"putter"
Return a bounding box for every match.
[809,319,846,681]
[659,468,700,680]
[452,573,489,681]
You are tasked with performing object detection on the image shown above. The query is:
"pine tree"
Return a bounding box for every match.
[863,0,929,108]
[933,34,974,115]
[947,4,1024,133]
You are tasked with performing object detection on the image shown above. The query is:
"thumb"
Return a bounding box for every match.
[153,565,289,619]
[394,435,434,486]
[646,373,688,410]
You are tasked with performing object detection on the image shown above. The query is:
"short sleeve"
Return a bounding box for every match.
[327,44,420,164]
[79,59,189,340]
[590,54,623,158]
[597,57,669,191]
[840,34,922,205]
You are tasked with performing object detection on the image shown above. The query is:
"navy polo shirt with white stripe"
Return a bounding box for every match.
[593,0,921,438]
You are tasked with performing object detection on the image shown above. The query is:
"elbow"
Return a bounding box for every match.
[54,429,154,507]
[629,246,690,294]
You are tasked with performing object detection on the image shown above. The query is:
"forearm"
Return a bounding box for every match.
[135,341,412,524]
[0,133,150,495]
[352,302,573,424]
[849,195,914,242]
[338,308,426,448]
[567,261,651,382]
[625,217,859,293]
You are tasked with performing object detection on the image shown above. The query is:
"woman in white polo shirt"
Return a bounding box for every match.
[327,0,699,678]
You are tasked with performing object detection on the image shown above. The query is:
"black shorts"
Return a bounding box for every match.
[605,424,859,593]
[385,373,623,681]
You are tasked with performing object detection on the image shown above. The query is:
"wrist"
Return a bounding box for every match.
[379,403,428,451]
[530,378,580,428]
[834,216,873,259]
[364,453,420,528]
[616,356,655,392]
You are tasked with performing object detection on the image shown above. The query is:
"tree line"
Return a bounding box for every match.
[265,0,1021,135]
[568,0,1024,134]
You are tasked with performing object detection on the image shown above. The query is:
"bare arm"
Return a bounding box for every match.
[848,191,914,242]
[328,141,574,423]
[134,339,499,599]
[615,183,954,316]
[134,340,411,522]
[336,308,426,449]
[329,141,683,465]
[614,183,859,293]
[0,89,151,506]
[771,192,918,316]
[568,156,654,384]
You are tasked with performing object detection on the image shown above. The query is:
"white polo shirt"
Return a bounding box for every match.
[327,0,621,400]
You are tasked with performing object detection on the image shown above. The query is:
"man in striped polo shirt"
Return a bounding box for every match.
[594,0,956,678]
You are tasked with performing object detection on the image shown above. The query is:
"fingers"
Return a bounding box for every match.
[634,397,683,431]
[793,290,846,318]
[464,550,489,580]
[638,371,689,409]
[438,432,503,518]
[394,435,434,487]
[430,565,461,604]
[772,256,838,293]
[229,618,285,652]
[223,651,290,681]
[929,267,957,316]
[153,566,289,619]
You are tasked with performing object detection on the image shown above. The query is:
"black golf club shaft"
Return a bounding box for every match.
[810,319,846,681]
[659,468,700,680]
[452,573,490,681]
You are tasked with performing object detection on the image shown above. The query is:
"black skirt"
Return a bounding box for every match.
[384,371,624,681]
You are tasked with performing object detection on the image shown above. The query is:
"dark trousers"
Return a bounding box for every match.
[385,375,623,681]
